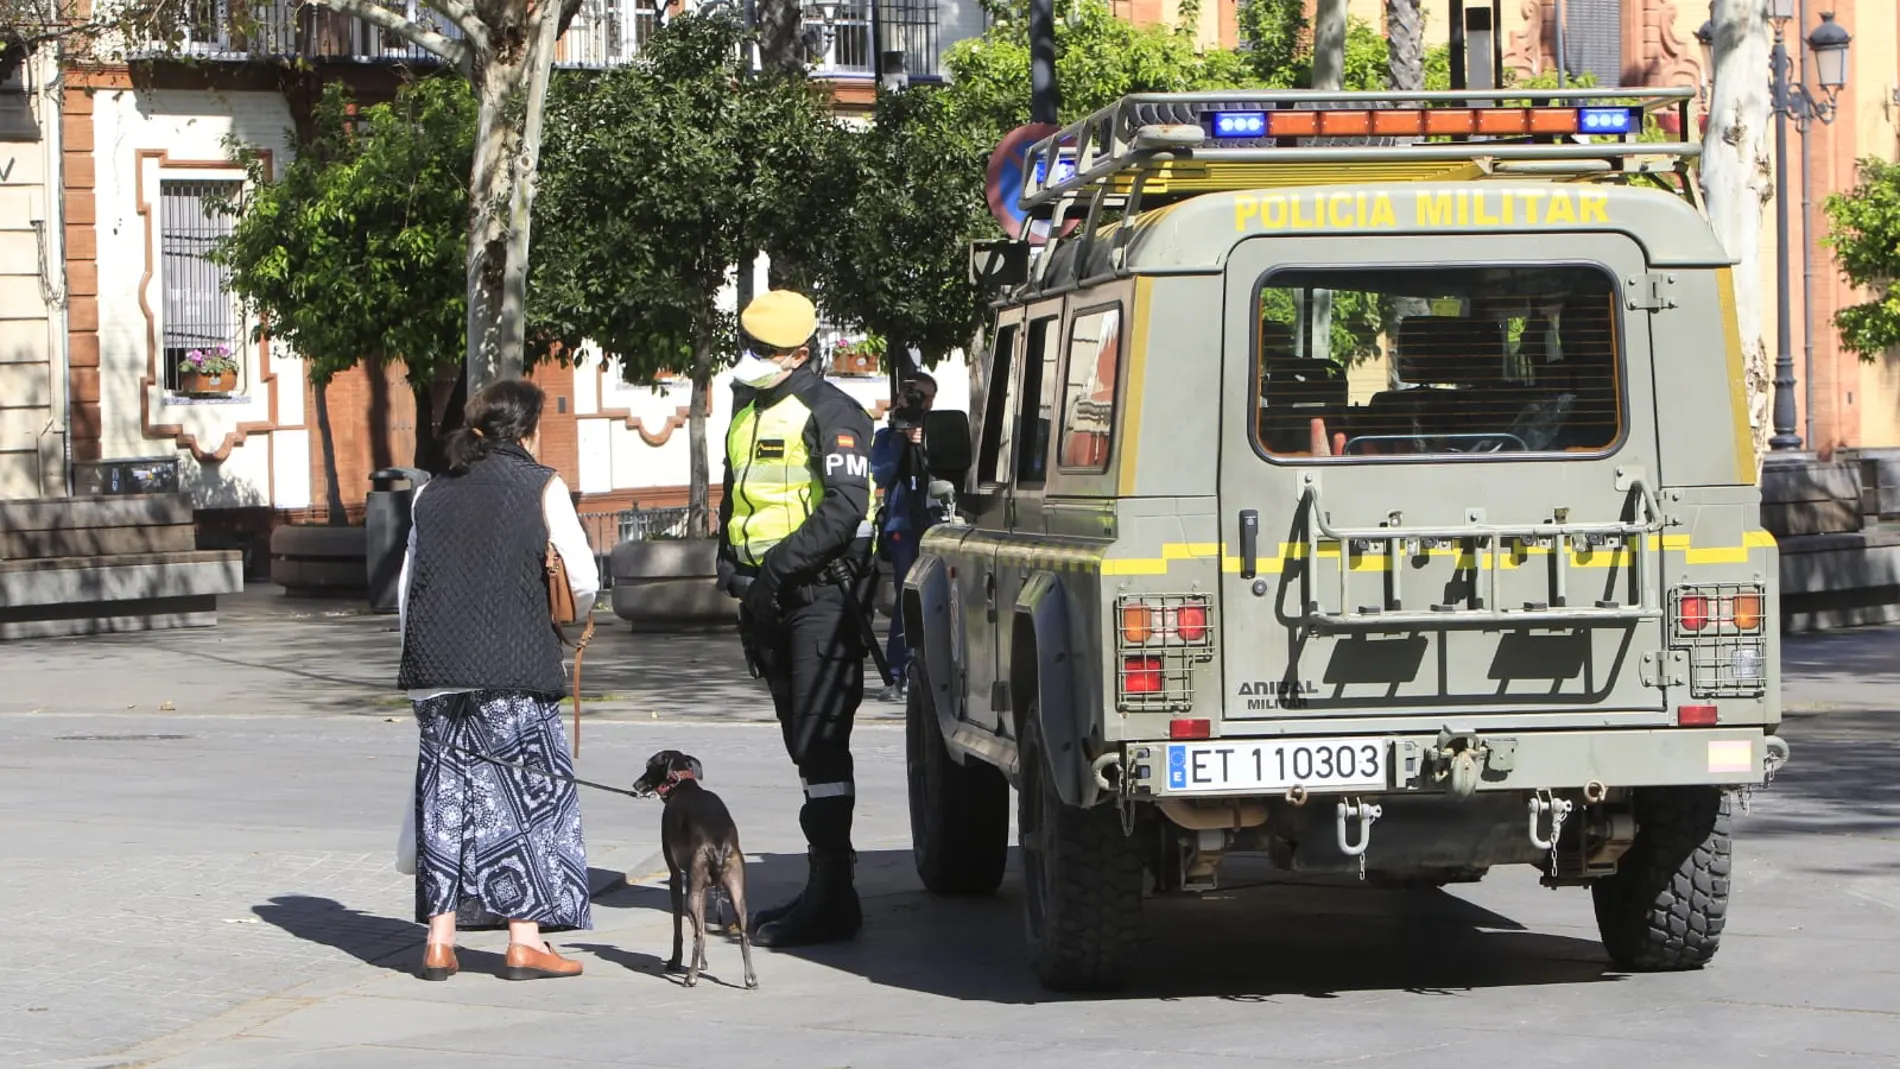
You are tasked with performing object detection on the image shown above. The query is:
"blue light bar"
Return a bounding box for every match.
[1577,107,1635,134]
[1031,156,1079,186]
[1209,110,1269,138]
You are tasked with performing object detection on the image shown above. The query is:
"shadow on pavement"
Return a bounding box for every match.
[1745,705,1900,841]
[591,851,1620,1003]
[253,876,631,976]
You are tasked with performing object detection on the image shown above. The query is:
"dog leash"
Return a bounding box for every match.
[447,742,645,800]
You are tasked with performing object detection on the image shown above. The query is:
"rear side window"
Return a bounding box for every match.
[976,322,1019,484]
[1253,265,1621,459]
[1058,306,1122,471]
[1014,316,1061,487]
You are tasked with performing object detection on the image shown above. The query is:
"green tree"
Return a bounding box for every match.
[213,77,475,516]
[1823,158,1900,361]
[532,12,842,538]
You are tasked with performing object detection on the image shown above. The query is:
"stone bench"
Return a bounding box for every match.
[1780,524,1900,633]
[0,493,243,640]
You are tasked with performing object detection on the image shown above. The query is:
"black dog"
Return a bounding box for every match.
[632,750,757,989]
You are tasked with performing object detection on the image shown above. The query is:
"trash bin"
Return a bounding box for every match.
[365,467,431,614]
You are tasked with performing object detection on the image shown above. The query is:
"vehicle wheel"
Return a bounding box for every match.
[1017,710,1143,992]
[1591,787,1732,971]
[906,661,1009,896]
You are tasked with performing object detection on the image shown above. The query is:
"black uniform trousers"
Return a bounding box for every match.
[744,556,877,855]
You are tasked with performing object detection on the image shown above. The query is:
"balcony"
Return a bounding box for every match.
[157,0,656,68]
[803,0,940,79]
[152,0,935,74]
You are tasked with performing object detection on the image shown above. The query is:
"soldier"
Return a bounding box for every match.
[716,289,878,948]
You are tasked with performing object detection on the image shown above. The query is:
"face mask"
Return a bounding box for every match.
[730,350,788,388]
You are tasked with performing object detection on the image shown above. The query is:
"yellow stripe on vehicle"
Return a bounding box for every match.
[1117,277,1154,497]
[1715,268,1759,485]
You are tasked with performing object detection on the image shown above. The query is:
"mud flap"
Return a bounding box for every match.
[1014,571,1094,808]
[902,554,963,736]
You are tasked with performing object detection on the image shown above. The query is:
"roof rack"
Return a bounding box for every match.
[1018,87,1701,224]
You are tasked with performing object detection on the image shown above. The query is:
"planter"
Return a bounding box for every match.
[177,370,238,397]
[609,537,735,629]
[270,523,368,597]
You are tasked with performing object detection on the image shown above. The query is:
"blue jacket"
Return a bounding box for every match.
[871,426,934,536]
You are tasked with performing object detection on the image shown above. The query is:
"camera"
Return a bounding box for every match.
[890,383,930,432]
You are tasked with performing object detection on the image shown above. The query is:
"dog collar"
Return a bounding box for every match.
[655,769,696,800]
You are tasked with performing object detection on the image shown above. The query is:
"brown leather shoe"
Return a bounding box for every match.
[503,941,583,980]
[420,942,458,981]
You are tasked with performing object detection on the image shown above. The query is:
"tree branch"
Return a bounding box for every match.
[421,0,488,51]
[304,0,474,71]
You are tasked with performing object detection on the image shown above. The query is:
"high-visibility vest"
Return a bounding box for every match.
[725,392,877,567]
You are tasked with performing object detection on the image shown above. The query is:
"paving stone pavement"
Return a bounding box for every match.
[1,596,1897,1068]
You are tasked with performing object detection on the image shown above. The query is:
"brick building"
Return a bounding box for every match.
[1,0,997,567]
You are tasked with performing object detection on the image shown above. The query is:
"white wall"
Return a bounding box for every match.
[0,45,66,499]
[90,87,307,510]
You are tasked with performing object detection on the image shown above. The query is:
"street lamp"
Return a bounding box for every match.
[1763,10,1850,454]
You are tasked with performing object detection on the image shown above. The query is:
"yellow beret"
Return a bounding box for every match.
[740,289,818,351]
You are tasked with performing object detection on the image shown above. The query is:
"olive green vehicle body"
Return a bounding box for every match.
[900,90,1787,980]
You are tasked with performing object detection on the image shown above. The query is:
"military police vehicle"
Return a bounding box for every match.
[899,86,1791,992]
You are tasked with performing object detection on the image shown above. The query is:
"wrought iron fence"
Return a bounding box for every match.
[620,506,694,542]
[159,0,936,72]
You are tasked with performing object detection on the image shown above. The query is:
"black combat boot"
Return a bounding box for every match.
[753,848,860,948]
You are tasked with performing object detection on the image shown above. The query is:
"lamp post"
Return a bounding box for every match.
[1701,9,1851,456]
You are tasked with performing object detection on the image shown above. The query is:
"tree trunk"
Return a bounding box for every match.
[754,0,804,75]
[688,336,714,540]
[312,378,348,525]
[1310,0,1348,90]
[1385,0,1423,93]
[1700,0,1774,474]
[463,10,562,395]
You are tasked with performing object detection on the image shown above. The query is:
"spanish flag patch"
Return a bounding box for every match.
[835,433,856,449]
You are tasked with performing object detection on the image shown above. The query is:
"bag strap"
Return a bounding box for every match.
[568,615,595,757]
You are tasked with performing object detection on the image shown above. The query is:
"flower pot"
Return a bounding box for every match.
[178,370,237,397]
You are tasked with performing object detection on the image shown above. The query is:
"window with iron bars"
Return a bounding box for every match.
[159,180,246,394]
[557,0,661,68]
[803,0,938,78]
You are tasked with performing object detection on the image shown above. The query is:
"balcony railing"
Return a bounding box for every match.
[160,0,654,67]
[803,0,939,78]
[157,0,936,74]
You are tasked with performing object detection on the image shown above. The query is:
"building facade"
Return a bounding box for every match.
[1,0,983,570]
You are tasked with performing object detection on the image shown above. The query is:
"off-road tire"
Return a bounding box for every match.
[1018,711,1144,992]
[906,662,1009,896]
[1591,786,1732,971]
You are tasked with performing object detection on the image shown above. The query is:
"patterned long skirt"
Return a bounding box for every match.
[412,690,593,931]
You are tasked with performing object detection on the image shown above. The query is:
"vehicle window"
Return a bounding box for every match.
[1014,316,1061,487]
[1254,265,1621,459]
[976,322,1019,484]
[1058,306,1122,471]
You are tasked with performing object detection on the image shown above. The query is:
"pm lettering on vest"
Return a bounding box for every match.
[826,453,869,478]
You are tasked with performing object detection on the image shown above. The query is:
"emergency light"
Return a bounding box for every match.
[1202,104,1640,139]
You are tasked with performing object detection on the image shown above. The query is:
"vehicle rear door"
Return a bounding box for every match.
[1218,229,1671,735]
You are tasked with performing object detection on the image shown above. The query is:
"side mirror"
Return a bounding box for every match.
[969,239,1029,290]
[923,410,972,485]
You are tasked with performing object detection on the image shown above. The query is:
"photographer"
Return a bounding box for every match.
[869,372,939,703]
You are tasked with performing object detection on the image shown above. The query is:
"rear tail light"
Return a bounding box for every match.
[1169,718,1211,739]
[1175,605,1208,642]
[1669,583,1768,702]
[1123,656,1164,694]
[1677,704,1718,726]
[1120,604,1155,644]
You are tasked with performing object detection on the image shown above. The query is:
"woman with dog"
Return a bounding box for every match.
[396,379,600,981]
